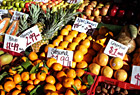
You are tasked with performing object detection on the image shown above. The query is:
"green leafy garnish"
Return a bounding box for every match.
[0,72,8,81]
[29,85,41,95]
[87,74,94,86]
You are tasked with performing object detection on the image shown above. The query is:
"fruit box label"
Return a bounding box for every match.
[33,0,48,3]
[131,65,140,86]
[19,25,42,48]
[72,17,98,35]
[0,9,8,20]
[3,34,26,53]
[47,47,73,67]
[67,0,81,4]
[104,39,128,59]
[10,11,29,23]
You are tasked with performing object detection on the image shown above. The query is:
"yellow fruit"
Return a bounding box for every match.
[76,61,88,69]
[69,30,78,37]
[88,63,101,75]
[114,69,128,82]
[77,45,88,55]
[63,77,74,88]
[66,69,76,78]
[64,35,73,42]
[56,46,64,50]
[109,57,123,70]
[68,42,78,50]
[44,83,56,92]
[96,53,109,66]
[101,66,113,78]
[77,33,87,40]
[59,41,69,48]
[53,39,61,46]
[46,58,57,68]
[81,39,91,48]
[57,35,64,41]
[60,28,69,35]
[73,50,84,62]
[73,37,82,43]
[65,25,72,31]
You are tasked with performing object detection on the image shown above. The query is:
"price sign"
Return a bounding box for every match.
[47,47,74,67]
[131,65,140,86]
[67,0,81,4]
[3,34,26,53]
[10,11,29,22]
[72,17,98,35]
[0,9,8,20]
[104,39,128,59]
[19,25,42,48]
[33,0,48,3]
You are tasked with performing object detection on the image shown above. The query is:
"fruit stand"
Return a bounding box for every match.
[0,0,140,95]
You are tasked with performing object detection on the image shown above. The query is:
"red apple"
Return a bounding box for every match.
[100,6,109,16]
[85,8,92,16]
[25,3,30,9]
[92,8,100,16]
[22,8,26,13]
[117,10,125,18]
[41,5,47,13]
[112,4,119,10]
[109,8,117,17]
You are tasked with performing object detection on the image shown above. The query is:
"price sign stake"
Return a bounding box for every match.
[19,25,42,48]
[72,17,98,36]
[104,39,128,59]
[47,47,74,67]
[3,34,26,53]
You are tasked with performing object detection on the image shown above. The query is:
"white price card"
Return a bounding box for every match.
[33,0,48,3]
[67,0,81,4]
[0,9,8,20]
[131,65,140,86]
[72,17,98,35]
[47,47,74,67]
[3,34,26,53]
[10,11,29,22]
[104,39,128,59]
[19,25,42,48]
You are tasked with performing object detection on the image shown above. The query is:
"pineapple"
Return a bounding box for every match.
[19,3,81,52]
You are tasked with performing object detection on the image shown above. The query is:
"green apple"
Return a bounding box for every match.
[7,6,13,9]
[25,1,30,3]
[17,7,22,11]
[15,2,20,8]
[20,2,25,8]
[7,1,12,7]
[0,6,5,9]
[12,2,15,6]
[13,7,17,11]
[4,6,8,9]
[2,0,7,6]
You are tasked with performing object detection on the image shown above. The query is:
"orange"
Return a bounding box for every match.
[52,39,61,46]
[56,82,65,92]
[46,58,57,68]
[8,67,17,75]
[4,81,15,92]
[5,77,13,81]
[33,79,40,85]
[109,57,123,70]
[44,44,54,53]
[13,74,21,84]
[16,85,22,90]
[73,37,82,43]
[92,41,103,51]
[68,42,78,50]
[44,83,56,92]
[98,26,108,35]
[76,69,85,77]
[65,88,75,95]
[87,48,96,56]
[40,67,48,74]
[0,90,5,95]
[77,33,87,40]
[45,75,56,84]
[33,59,43,66]
[76,61,88,69]
[63,77,74,88]
[45,91,58,95]
[0,85,3,90]
[65,25,72,31]
[77,45,88,55]
[52,63,63,71]
[114,69,128,82]
[74,79,81,90]
[28,51,38,61]
[96,53,109,66]
[88,63,101,75]
[80,85,87,93]
[37,71,46,81]
[81,39,91,48]
[25,85,35,92]
[69,30,78,37]
[11,89,21,95]
[66,69,76,78]
[21,56,27,62]
[64,35,73,42]
[71,61,76,68]
[59,41,69,48]
[27,80,33,85]
[21,72,29,81]
[57,35,64,41]
[40,52,46,60]
[29,73,36,80]
[83,53,92,63]
[73,50,84,62]
[56,46,64,50]
[66,48,73,51]
[56,71,67,82]
[19,93,26,95]
[101,66,113,78]
[60,28,69,35]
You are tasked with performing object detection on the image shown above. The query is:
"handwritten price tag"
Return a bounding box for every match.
[104,39,128,59]
[19,25,42,48]
[67,0,81,4]
[10,11,29,22]
[131,65,140,86]
[72,17,98,35]
[3,34,26,53]
[47,47,73,67]
[33,0,48,3]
